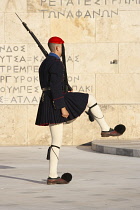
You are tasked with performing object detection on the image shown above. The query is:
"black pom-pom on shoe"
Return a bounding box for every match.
[114,124,126,135]
[61,173,72,183]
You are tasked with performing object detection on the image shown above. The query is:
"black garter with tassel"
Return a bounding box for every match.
[85,103,98,122]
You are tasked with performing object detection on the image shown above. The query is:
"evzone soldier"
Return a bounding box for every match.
[35,36,126,185]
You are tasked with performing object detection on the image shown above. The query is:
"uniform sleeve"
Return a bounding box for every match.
[50,61,66,109]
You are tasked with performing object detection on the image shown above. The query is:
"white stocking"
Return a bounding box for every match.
[87,94,110,131]
[48,123,63,178]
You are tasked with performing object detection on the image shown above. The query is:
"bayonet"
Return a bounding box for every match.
[15,13,48,57]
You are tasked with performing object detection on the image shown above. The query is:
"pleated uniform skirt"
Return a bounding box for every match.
[35,91,89,126]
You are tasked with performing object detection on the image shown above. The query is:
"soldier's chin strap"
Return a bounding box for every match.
[85,103,104,122]
[47,145,60,160]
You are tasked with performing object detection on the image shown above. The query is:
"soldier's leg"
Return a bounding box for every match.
[86,94,126,136]
[48,123,63,178]
[87,94,110,131]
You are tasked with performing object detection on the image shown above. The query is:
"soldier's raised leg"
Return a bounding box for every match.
[86,94,126,137]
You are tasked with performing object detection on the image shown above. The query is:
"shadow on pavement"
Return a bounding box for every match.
[77,142,94,153]
[0,175,46,185]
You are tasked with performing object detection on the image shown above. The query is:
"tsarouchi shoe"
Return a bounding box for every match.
[47,177,68,185]
[101,128,121,137]
[101,124,126,137]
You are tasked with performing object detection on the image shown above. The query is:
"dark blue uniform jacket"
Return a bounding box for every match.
[39,54,71,109]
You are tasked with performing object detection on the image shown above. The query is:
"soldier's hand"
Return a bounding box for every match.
[61,107,69,118]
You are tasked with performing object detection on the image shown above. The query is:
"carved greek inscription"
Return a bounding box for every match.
[68,75,93,93]
[40,9,119,19]
[39,0,140,19]
[40,0,140,6]
[0,44,42,104]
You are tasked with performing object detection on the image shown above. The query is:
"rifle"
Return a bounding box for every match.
[15,13,48,57]
[15,13,72,91]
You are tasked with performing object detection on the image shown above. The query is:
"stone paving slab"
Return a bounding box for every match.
[92,140,140,157]
[0,146,140,209]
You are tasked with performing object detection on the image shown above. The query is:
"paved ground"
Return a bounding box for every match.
[92,140,140,157]
[0,145,140,210]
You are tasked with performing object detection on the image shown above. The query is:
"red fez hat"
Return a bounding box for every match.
[48,36,64,44]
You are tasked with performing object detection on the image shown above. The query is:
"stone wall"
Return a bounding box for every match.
[0,0,140,145]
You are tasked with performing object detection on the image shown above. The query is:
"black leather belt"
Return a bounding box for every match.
[42,87,66,92]
[42,87,51,91]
